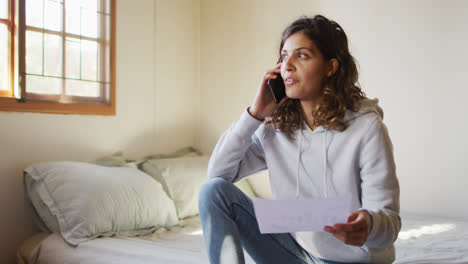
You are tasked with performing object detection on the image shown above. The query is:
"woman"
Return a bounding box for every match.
[199,15,400,264]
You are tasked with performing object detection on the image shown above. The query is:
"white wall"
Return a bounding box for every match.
[199,0,468,218]
[0,0,200,263]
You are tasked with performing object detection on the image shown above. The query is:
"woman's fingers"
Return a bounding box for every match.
[274,63,282,72]
[330,229,368,246]
[250,64,286,119]
[323,210,372,247]
[267,73,278,79]
[265,64,282,77]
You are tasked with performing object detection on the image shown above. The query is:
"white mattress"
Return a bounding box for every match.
[18,213,468,264]
[18,216,255,264]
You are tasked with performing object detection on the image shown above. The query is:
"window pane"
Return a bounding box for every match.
[44,33,62,77]
[65,0,97,36]
[26,0,44,28]
[81,7,97,38]
[65,79,99,97]
[65,0,79,35]
[79,0,97,12]
[81,40,97,81]
[25,30,43,75]
[81,0,98,38]
[44,0,63,32]
[26,75,61,95]
[0,0,8,19]
[65,37,80,79]
[0,24,8,90]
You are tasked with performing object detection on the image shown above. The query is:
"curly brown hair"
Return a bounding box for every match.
[265,15,366,138]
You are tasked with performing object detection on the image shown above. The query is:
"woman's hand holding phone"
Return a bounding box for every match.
[249,63,288,121]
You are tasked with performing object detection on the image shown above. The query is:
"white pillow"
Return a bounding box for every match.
[246,170,273,199]
[24,162,179,245]
[24,174,60,232]
[92,151,137,167]
[139,155,256,219]
[234,178,256,198]
[141,146,201,160]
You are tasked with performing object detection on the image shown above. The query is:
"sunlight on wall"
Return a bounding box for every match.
[398,223,456,240]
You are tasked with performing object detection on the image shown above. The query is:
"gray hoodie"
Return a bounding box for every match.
[207,98,401,263]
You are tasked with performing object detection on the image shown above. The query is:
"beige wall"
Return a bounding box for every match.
[0,0,200,263]
[155,0,200,151]
[199,0,468,218]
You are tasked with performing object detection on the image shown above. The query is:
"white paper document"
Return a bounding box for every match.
[252,196,352,234]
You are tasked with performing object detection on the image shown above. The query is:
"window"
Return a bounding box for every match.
[0,0,115,115]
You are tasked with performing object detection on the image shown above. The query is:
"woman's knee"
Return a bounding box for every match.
[198,178,235,208]
[199,177,229,199]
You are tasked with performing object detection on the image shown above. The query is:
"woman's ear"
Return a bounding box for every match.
[327,58,339,77]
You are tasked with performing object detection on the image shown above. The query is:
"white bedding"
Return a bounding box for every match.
[18,216,255,264]
[394,213,468,264]
[18,213,468,264]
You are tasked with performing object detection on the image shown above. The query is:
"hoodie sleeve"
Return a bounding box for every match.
[207,108,268,183]
[359,116,401,249]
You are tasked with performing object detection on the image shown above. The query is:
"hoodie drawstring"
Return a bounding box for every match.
[323,129,328,198]
[296,128,303,199]
[296,126,330,199]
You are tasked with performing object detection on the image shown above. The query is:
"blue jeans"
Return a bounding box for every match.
[198,177,353,264]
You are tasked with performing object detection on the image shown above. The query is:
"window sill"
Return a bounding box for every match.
[0,96,116,115]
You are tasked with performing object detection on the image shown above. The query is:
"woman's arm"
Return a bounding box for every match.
[207,108,268,183]
[359,116,401,248]
[208,63,288,183]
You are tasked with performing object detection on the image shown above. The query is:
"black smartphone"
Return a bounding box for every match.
[267,73,286,104]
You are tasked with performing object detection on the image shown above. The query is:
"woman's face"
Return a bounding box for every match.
[280,32,333,101]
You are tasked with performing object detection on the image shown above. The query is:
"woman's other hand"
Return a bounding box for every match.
[323,210,373,247]
[248,63,289,121]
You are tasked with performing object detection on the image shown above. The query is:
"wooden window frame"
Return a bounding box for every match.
[0,0,116,115]
[0,0,15,97]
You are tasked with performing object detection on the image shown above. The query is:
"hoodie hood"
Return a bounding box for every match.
[301,98,383,134]
[343,98,384,123]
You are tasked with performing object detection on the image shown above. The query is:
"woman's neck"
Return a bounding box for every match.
[300,98,320,130]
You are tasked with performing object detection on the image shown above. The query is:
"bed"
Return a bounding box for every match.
[18,149,468,264]
[17,215,255,264]
[17,212,468,264]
